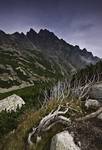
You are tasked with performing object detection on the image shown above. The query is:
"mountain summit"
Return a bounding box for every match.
[27,28,99,68]
[0,28,100,90]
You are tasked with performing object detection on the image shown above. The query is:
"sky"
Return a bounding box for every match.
[0,0,102,57]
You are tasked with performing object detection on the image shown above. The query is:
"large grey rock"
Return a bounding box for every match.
[0,94,25,112]
[97,113,102,120]
[89,82,102,100]
[50,131,80,150]
[85,99,101,109]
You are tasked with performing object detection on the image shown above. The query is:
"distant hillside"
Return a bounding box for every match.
[0,29,101,150]
[72,61,102,84]
[0,29,99,91]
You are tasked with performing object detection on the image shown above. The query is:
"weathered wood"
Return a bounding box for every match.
[76,107,102,121]
[28,106,71,146]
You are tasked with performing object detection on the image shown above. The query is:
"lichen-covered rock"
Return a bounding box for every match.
[85,99,100,109]
[89,82,102,100]
[50,131,80,150]
[0,94,25,112]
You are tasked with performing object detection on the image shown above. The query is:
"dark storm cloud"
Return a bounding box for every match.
[0,0,102,57]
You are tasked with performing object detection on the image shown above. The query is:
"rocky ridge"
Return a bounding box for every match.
[0,29,99,91]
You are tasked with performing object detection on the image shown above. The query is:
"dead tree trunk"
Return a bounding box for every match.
[28,105,71,149]
[27,104,102,150]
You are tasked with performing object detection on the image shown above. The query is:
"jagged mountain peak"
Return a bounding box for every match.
[27,28,59,41]
[11,32,26,38]
[0,28,100,88]
[29,28,37,33]
[0,30,5,35]
[82,48,93,57]
[27,28,37,36]
[12,32,20,35]
[39,29,51,34]
[26,28,38,44]
[38,29,58,40]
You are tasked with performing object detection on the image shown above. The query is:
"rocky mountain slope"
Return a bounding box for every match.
[0,29,102,150]
[0,29,99,91]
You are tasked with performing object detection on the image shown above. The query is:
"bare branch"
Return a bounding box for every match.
[76,107,102,121]
[28,105,71,146]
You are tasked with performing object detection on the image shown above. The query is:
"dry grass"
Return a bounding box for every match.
[0,98,83,150]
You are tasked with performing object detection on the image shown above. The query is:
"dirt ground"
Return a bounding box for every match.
[67,118,102,150]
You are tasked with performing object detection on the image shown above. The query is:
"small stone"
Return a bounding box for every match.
[85,99,100,109]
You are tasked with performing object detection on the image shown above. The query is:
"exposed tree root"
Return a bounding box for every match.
[28,104,102,150]
[76,107,102,121]
[28,105,71,147]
